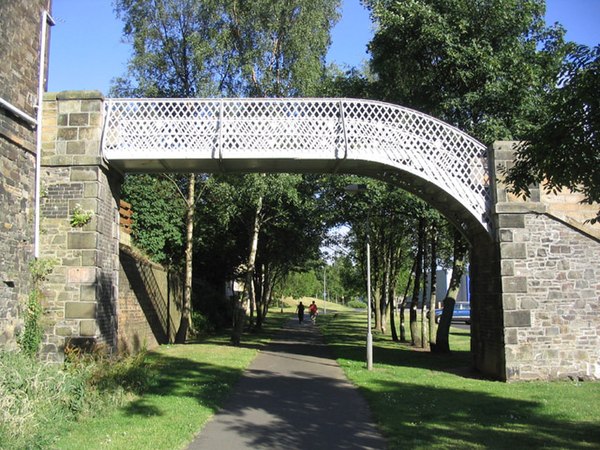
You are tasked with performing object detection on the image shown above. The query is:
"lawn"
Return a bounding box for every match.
[50,315,288,450]
[318,312,600,450]
[49,307,599,450]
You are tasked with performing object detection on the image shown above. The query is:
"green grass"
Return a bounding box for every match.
[42,310,600,449]
[50,314,288,450]
[318,312,600,450]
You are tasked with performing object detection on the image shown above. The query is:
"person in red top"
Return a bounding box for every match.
[309,301,318,323]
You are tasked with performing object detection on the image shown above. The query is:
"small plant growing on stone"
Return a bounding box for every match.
[70,204,94,227]
[17,258,56,358]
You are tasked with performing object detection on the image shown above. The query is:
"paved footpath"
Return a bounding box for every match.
[187,318,387,450]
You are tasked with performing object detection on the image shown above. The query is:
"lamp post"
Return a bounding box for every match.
[345,183,373,370]
[323,265,327,314]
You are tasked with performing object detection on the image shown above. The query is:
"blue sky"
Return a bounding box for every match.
[48,0,600,95]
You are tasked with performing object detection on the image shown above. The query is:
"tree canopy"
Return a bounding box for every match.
[503,44,600,221]
[365,0,568,143]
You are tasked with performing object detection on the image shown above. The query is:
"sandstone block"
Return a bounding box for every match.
[504,310,532,327]
[79,320,97,336]
[65,302,96,319]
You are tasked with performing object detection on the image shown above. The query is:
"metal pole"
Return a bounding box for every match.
[344,183,373,370]
[323,266,327,314]
[366,212,373,370]
[34,10,54,258]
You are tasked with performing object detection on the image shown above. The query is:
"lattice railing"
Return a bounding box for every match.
[102,98,490,229]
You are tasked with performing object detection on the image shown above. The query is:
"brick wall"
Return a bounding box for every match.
[118,245,183,353]
[0,0,50,348]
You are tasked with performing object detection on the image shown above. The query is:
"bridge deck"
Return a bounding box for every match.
[102,98,491,234]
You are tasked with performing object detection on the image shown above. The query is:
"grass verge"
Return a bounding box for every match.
[318,312,600,450]
[24,314,287,450]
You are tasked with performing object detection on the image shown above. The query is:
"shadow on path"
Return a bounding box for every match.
[187,320,386,450]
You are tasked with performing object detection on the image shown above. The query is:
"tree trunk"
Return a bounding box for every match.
[388,245,402,342]
[255,263,273,330]
[374,288,384,333]
[409,218,425,346]
[245,194,263,325]
[399,259,415,343]
[420,226,429,349]
[175,174,195,344]
[433,229,467,353]
[428,229,438,347]
[388,242,398,341]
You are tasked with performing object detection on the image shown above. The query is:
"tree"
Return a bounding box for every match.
[114,0,229,342]
[218,0,340,330]
[250,174,327,328]
[365,0,567,143]
[503,44,600,222]
[120,174,185,265]
[114,0,341,341]
[432,229,468,353]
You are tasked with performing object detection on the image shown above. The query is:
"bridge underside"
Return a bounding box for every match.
[109,156,488,239]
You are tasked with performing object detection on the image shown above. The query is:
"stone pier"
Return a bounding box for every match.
[39,91,121,359]
[490,141,600,380]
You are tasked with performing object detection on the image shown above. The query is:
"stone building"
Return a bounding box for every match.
[0,0,52,347]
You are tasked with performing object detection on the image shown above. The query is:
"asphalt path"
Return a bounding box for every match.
[187,318,386,450]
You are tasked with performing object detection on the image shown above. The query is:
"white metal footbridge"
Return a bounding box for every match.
[101,98,491,234]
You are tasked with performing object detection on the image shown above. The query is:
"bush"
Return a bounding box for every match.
[191,311,216,335]
[64,344,156,396]
[347,299,367,309]
[0,351,90,449]
[17,258,56,358]
[0,348,156,449]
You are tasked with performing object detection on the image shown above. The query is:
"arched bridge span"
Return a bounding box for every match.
[102,98,491,236]
[38,92,600,381]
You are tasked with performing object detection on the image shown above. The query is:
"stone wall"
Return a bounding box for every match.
[492,141,600,380]
[39,91,121,359]
[469,228,505,379]
[0,0,50,348]
[118,245,183,353]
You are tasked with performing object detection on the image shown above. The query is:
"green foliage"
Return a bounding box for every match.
[366,0,568,143]
[113,0,341,98]
[191,311,216,335]
[318,64,374,98]
[121,174,186,265]
[504,44,600,222]
[0,351,81,448]
[17,290,44,359]
[279,270,323,299]
[69,204,94,227]
[0,348,152,449]
[17,258,56,358]
[347,299,367,308]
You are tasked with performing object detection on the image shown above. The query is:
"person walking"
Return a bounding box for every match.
[296,301,305,324]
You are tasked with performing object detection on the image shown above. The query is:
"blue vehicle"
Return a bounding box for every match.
[434,302,471,324]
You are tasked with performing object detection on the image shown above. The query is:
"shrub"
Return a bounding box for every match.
[70,203,94,227]
[0,348,156,449]
[191,311,216,335]
[0,351,90,449]
[347,299,367,309]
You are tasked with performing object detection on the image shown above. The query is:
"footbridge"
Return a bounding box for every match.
[102,98,491,236]
[38,91,600,381]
